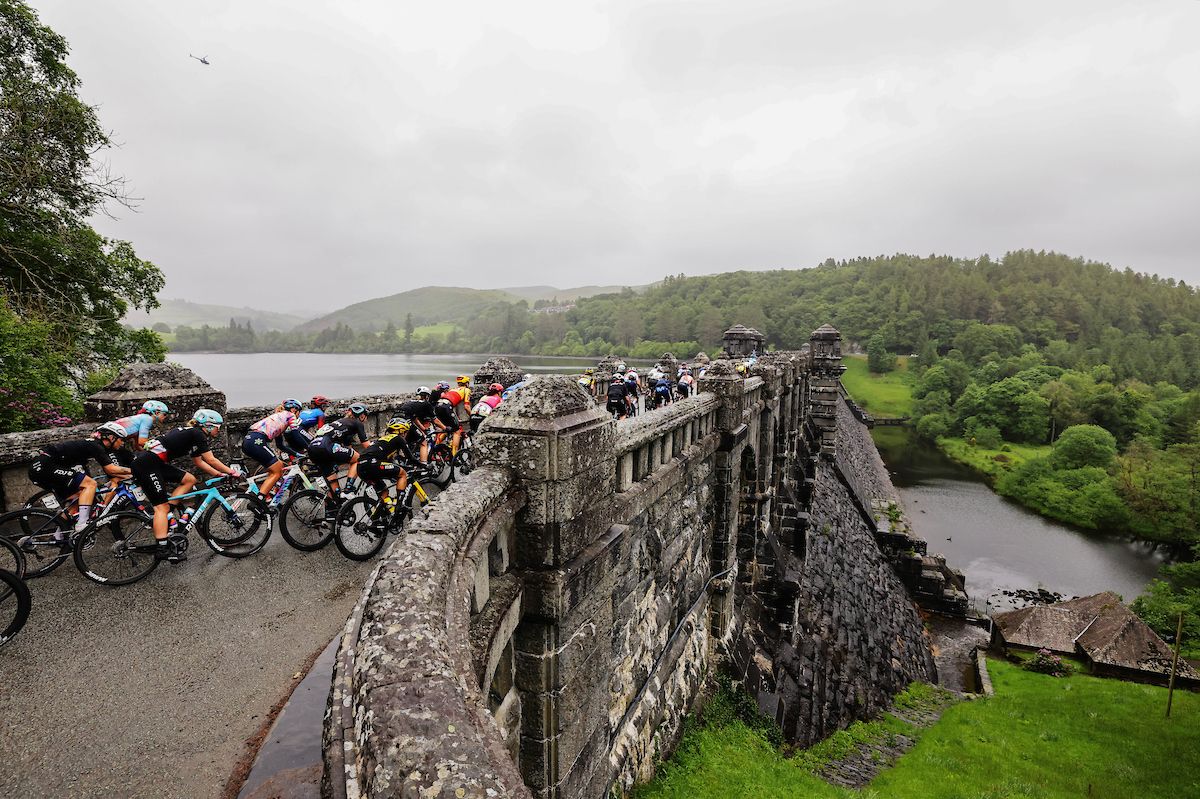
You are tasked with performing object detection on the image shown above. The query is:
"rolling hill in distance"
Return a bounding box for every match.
[130,284,647,333]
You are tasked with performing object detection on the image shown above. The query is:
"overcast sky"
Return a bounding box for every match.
[33,0,1200,311]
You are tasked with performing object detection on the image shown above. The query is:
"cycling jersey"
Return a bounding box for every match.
[398,399,436,424]
[116,412,155,442]
[250,410,300,440]
[298,408,325,430]
[607,382,628,403]
[39,438,118,469]
[360,432,415,465]
[145,427,213,461]
[309,417,366,448]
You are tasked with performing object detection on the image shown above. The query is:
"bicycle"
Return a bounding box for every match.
[0,480,150,578]
[73,475,266,586]
[238,454,345,552]
[1,567,31,648]
[333,463,441,561]
[0,534,26,580]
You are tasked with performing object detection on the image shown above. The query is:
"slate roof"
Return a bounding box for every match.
[993,591,1199,679]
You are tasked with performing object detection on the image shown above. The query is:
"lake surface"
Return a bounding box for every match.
[172,352,616,406]
[872,427,1164,611]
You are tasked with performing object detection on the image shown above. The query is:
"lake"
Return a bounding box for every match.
[872,427,1164,611]
[172,352,616,407]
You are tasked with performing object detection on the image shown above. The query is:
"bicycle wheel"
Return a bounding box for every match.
[73,512,161,586]
[427,444,456,487]
[279,489,335,551]
[22,489,58,511]
[197,493,269,558]
[333,496,388,561]
[0,568,31,647]
[0,535,25,580]
[0,507,70,578]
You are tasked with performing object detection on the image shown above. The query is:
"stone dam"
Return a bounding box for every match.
[0,324,969,799]
[321,325,966,798]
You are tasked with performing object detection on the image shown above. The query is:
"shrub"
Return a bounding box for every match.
[1023,648,1073,677]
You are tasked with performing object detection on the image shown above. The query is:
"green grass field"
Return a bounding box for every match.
[411,322,458,337]
[637,659,1200,799]
[840,355,914,418]
[937,436,1052,482]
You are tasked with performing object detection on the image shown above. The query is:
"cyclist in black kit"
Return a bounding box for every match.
[307,402,370,498]
[356,417,418,501]
[606,376,629,420]
[28,422,132,535]
[131,409,241,562]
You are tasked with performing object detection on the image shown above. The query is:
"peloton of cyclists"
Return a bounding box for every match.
[306,402,370,512]
[241,398,307,508]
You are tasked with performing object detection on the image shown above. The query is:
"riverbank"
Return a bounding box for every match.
[637,659,1200,799]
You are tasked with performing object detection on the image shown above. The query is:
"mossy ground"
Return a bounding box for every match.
[636,660,1200,799]
[840,356,914,418]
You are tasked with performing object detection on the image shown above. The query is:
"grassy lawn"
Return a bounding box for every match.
[937,436,1052,482]
[841,355,914,418]
[412,322,458,337]
[637,659,1200,799]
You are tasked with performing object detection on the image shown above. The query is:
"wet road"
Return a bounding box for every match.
[0,530,374,799]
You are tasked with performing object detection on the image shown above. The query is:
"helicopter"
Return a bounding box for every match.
[189,54,210,65]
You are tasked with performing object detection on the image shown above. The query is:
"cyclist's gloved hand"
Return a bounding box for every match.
[228,464,243,477]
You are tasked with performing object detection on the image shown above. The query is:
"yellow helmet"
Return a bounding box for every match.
[456,375,471,385]
[386,417,412,434]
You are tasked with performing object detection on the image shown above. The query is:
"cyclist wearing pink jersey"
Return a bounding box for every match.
[241,398,304,501]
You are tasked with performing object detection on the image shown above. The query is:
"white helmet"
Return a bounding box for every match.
[96,421,128,439]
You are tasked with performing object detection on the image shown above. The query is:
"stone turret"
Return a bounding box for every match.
[474,356,524,390]
[721,324,765,359]
[83,362,226,428]
[807,324,844,457]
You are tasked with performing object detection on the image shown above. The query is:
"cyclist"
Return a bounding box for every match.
[435,381,471,455]
[242,398,305,502]
[677,368,696,399]
[652,375,674,409]
[307,402,369,506]
[298,395,331,433]
[399,387,442,462]
[356,417,417,510]
[469,383,504,433]
[450,375,472,427]
[133,409,240,562]
[625,370,641,416]
[606,376,629,420]
[27,422,132,536]
[116,400,169,449]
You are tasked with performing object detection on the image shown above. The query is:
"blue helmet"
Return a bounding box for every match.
[348,402,368,415]
[282,398,302,412]
[141,400,168,415]
[193,408,223,427]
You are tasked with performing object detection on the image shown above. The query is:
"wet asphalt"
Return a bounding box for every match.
[0,529,375,799]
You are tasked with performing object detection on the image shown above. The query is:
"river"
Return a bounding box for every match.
[872,427,1164,612]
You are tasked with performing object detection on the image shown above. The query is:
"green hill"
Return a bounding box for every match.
[294,286,519,333]
[124,298,307,332]
[500,284,645,303]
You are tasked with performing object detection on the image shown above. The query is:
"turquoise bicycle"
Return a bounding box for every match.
[72,475,266,586]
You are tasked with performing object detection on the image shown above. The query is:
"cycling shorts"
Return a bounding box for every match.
[241,431,278,468]
[358,458,403,484]
[606,400,626,416]
[307,442,353,477]
[131,452,187,506]
[28,455,87,501]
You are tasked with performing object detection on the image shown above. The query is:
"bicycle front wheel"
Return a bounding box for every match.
[0,535,26,580]
[197,493,269,558]
[0,507,70,578]
[427,444,456,487]
[0,568,31,647]
[280,489,335,551]
[73,512,161,586]
[333,496,388,561]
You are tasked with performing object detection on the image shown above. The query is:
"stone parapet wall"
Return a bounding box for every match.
[323,465,530,799]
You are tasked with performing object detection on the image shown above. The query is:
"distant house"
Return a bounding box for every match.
[991,592,1199,689]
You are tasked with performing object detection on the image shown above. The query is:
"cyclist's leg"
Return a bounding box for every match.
[242,432,283,496]
[73,474,100,531]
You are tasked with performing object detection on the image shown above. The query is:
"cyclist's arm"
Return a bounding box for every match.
[281,428,309,456]
[101,461,132,480]
[194,451,237,477]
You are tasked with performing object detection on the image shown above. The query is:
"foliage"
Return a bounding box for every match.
[1022,648,1074,677]
[866,332,895,373]
[1131,567,1200,660]
[1051,424,1118,469]
[840,355,914,417]
[0,0,163,431]
[638,660,1200,799]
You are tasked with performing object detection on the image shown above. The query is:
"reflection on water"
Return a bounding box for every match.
[173,352,623,407]
[871,428,1164,612]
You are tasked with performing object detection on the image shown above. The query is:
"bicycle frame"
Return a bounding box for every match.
[171,476,244,520]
